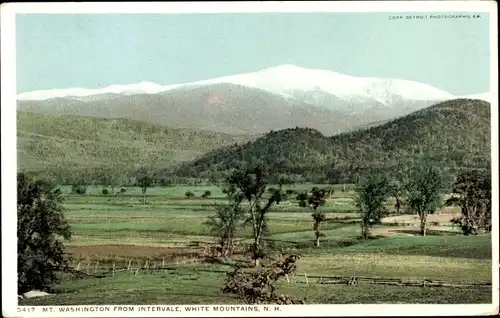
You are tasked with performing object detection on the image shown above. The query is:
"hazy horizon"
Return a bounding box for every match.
[17,13,490,95]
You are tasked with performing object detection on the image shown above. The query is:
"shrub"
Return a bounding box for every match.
[120,188,127,193]
[102,189,109,196]
[222,255,304,304]
[201,190,211,199]
[185,191,195,198]
[71,184,87,195]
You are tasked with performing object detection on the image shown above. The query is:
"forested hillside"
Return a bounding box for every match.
[175,99,491,183]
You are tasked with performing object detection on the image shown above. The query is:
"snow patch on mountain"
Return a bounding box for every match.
[17,81,182,101]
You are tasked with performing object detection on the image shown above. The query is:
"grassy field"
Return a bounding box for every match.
[19,185,493,305]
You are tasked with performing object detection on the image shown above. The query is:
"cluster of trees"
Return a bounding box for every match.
[206,161,492,264]
[354,164,492,238]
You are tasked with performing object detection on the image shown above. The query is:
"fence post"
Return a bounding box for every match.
[162,258,165,267]
[305,274,309,285]
[85,260,91,274]
[285,274,290,284]
[94,260,99,274]
[112,262,116,277]
[76,262,81,271]
[127,260,132,273]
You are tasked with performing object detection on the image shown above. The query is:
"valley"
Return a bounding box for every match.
[15,66,494,306]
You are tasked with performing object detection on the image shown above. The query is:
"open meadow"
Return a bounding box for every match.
[19,184,493,305]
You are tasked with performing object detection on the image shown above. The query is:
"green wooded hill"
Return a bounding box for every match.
[17,112,254,181]
[176,99,491,183]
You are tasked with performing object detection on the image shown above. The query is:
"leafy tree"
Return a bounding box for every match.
[135,168,154,205]
[447,170,491,235]
[222,254,304,304]
[387,162,410,214]
[297,187,328,247]
[17,173,72,294]
[225,165,286,267]
[405,163,445,236]
[185,191,195,199]
[204,198,244,258]
[354,172,390,239]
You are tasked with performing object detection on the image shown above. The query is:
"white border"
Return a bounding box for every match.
[1,2,498,317]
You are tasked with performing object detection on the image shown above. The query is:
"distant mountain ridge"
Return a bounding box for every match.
[174,98,491,183]
[17,65,490,136]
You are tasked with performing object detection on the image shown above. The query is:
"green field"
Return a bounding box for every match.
[19,185,493,305]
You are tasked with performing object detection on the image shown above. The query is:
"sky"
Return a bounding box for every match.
[16,12,491,95]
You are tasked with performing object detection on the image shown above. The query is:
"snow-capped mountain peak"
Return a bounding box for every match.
[182,64,456,105]
[17,65,484,106]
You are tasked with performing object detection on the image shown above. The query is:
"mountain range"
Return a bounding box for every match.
[16,97,491,184]
[17,65,490,136]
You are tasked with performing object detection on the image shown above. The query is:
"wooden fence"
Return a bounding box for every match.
[68,259,491,290]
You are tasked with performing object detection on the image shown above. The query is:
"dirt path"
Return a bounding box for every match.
[382,213,459,226]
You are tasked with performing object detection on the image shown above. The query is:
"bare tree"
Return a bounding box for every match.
[204,198,244,258]
[225,165,286,267]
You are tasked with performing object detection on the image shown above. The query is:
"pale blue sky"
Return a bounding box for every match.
[16,13,490,94]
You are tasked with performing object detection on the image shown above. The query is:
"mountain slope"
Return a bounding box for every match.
[175,99,491,182]
[17,65,477,136]
[17,112,254,179]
